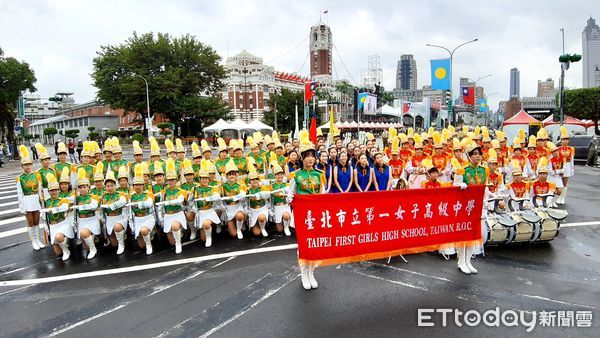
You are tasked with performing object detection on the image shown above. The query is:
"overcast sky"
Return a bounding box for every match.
[1,0,597,111]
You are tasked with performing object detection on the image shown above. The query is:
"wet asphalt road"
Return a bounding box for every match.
[0,162,599,337]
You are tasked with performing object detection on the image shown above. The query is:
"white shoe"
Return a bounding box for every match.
[456,247,471,275]
[299,264,311,290]
[175,242,182,254]
[143,234,153,255]
[465,247,478,274]
[58,240,70,261]
[36,226,46,248]
[205,237,212,248]
[189,228,197,240]
[84,236,97,259]
[28,228,40,251]
[146,245,153,255]
[236,229,243,240]
[308,266,318,289]
[115,230,125,255]
[260,228,268,237]
[173,230,182,254]
[87,247,97,259]
[284,223,291,236]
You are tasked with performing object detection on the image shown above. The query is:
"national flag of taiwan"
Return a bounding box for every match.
[305,81,317,104]
[462,87,475,105]
[403,102,411,113]
[309,109,317,144]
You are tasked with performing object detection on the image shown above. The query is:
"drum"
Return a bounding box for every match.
[486,217,510,245]
[535,209,562,241]
[510,212,535,243]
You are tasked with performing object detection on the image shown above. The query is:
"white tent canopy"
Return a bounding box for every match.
[203,118,232,132]
[246,119,273,131]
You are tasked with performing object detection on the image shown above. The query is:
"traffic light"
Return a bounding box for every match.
[559,54,582,63]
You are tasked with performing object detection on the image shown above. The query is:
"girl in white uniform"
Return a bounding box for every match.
[74,168,101,259]
[160,159,187,254]
[193,160,221,247]
[221,159,247,239]
[16,145,46,251]
[41,173,73,261]
[269,161,292,236]
[246,158,270,238]
[129,162,155,255]
[100,170,128,255]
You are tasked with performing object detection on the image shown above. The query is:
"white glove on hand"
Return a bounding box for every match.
[261,191,271,199]
[286,194,293,204]
[137,202,145,209]
[110,203,117,211]
[459,183,468,190]
[260,180,270,186]
[51,207,58,214]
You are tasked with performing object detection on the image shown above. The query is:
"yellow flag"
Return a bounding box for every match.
[329,106,335,143]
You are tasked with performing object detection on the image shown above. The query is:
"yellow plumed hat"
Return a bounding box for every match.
[198,159,210,178]
[512,136,522,149]
[299,129,315,155]
[247,136,258,149]
[487,148,498,164]
[413,133,423,149]
[150,137,161,157]
[133,161,145,185]
[451,157,465,175]
[200,140,211,154]
[432,131,443,148]
[482,129,491,143]
[117,165,129,180]
[528,135,537,148]
[366,132,375,141]
[453,138,462,151]
[105,168,117,184]
[35,143,50,160]
[152,161,164,176]
[264,135,274,146]
[474,126,481,138]
[228,138,237,150]
[57,142,68,154]
[165,158,177,180]
[495,130,506,141]
[111,137,122,153]
[217,137,228,152]
[420,158,435,171]
[140,161,149,175]
[247,157,259,180]
[59,167,71,184]
[19,145,32,165]
[254,131,264,143]
[491,139,500,149]
[546,141,558,152]
[207,161,216,174]
[191,142,202,158]
[103,138,113,153]
[77,167,90,186]
[93,141,102,155]
[391,137,400,154]
[537,156,549,174]
[510,159,522,175]
[560,126,570,139]
[133,140,143,155]
[47,173,59,191]
[269,153,284,174]
[175,138,185,153]
[82,141,92,157]
[518,129,526,143]
[165,138,175,154]
[93,161,104,181]
[182,158,194,175]
[389,127,397,141]
[225,159,238,174]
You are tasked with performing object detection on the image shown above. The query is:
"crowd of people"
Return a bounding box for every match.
[16,124,575,290]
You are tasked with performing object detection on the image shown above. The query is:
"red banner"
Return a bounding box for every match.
[292,186,485,266]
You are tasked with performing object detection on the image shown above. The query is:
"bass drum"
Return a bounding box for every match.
[486,217,510,246]
[535,210,560,241]
[510,212,534,243]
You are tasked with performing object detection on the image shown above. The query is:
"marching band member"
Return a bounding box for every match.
[160,159,188,254]
[332,150,353,193]
[17,145,46,251]
[117,166,130,195]
[148,137,164,176]
[175,138,186,165]
[193,160,221,247]
[232,140,248,176]
[532,157,556,207]
[506,137,533,183]
[246,158,271,237]
[270,160,292,236]
[287,130,325,290]
[180,159,198,240]
[102,138,114,175]
[315,151,332,193]
[58,167,76,230]
[526,136,539,176]
[90,162,105,199]
[77,142,95,183]
[506,161,530,209]
[215,138,230,179]
[92,141,103,166]
[165,139,180,178]
[129,140,145,178]
[406,134,427,189]
[35,143,54,203]
[130,164,155,254]
[111,138,128,173]
[201,140,213,163]
[53,141,73,182]
[101,170,128,255]
[373,151,392,191]
[431,132,449,182]
[41,173,73,261]
[388,136,405,188]
[75,168,101,259]
[191,142,203,182]
[421,159,452,189]
[535,129,550,158]
[400,134,413,162]
[221,159,247,239]
[354,153,374,192]
[151,161,166,203]
[247,137,266,175]
[545,142,564,207]
[557,126,575,205]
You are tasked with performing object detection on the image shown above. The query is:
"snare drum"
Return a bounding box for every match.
[486,217,510,245]
[535,209,560,241]
[510,212,534,243]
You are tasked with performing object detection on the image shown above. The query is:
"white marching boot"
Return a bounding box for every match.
[115,230,125,255]
[84,236,97,259]
[557,187,567,205]
[173,229,182,254]
[36,225,46,249]
[259,221,268,237]
[204,227,212,248]
[28,227,40,251]
[299,263,311,290]
[215,224,222,234]
[142,234,153,255]
[465,246,478,274]
[189,223,197,240]
[456,246,471,275]
[236,220,244,239]
[58,240,71,261]
[308,264,318,289]
[283,219,291,237]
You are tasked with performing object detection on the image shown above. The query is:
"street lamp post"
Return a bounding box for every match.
[131,73,151,138]
[467,74,491,121]
[426,38,478,127]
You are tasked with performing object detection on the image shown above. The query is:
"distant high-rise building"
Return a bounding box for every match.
[582,17,600,88]
[395,54,417,90]
[309,21,332,78]
[510,68,520,98]
[537,78,556,97]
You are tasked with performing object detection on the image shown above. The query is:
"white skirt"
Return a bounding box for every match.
[163,211,187,233]
[133,214,156,238]
[248,206,269,226]
[548,175,564,188]
[225,203,245,221]
[49,219,74,244]
[195,209,221,228]
[105,214,128,235]
[77,217,101,238]
[273,205,291,223]
[22,195,41,212]
[563,162,574,178]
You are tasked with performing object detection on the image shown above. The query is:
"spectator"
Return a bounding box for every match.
[76,139,83,161]
[68,139,77,163]
[54,141,59,156]
[30,142,38,160]
[8,143,14,161]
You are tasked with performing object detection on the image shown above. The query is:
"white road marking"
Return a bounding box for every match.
[199,273,297,338]
[0,184,16,190]
[45,304,128,337]
[0,207,20,216]
[353,270,428,291]
[0,243,299,286]
[0,227,26,239]
[0,215,25,228]
[0,201,18,207]
[0,190,16,196]
[0,195,17,201]
[561,221,600,228]
[370,262,453,282]
[521,293,596,310]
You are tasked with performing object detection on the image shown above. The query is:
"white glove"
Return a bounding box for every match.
[286,194,294,204]
[459,183,468,190]
[221,176,228,183]
[109,203,117,211]
[260,180,270,186]
[260,191,271,199]
[50,207,58,214]
[137,201,145,209]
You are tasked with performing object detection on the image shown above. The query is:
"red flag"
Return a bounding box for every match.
[403,102,411,113]
[309,111,317,144]
[304,81,317,104]
[462,86,475,105]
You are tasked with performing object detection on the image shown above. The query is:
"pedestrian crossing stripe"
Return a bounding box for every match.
[0,207,20,216]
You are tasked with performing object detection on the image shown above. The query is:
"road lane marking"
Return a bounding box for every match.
[561,221,600,228]
[353,269,428,291]
[0,190,16,196]
[0,243,299,286]
[0,201,18,207]
[520,293,596,310]
[45,304,128,337]
[0,207,20,216]
[0,195,17,201]
[0,227,26,239]
[0,216,25,228]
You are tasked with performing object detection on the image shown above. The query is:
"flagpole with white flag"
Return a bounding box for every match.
[294,104,299,139]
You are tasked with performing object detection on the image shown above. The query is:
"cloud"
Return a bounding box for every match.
[0,0,596,112]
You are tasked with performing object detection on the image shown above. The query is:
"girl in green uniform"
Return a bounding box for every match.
[17,145,45,251]
[41,173,72,261]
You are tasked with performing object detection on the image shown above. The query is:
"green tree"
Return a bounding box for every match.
[382,91,395,106]
[105,130,119,137]
[88,132,99,140]
[563,88,600,135]
[65,129,79,140]
[92,32,227,137]
[335,80,355,97]
[0,47,37,154]
[132,133,144,143]
[87,126,95,132]
[43,127,58,143]
[263,89,303,132]
[176,95,231,136]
